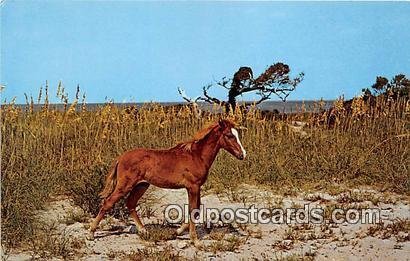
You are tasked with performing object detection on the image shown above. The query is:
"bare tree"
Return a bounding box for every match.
[179,62,304,112]
[177,87,202,118]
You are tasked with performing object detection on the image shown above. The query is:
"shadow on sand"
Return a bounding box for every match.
[93,222,241,242]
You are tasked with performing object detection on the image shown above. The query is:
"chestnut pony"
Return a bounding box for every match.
[89,119,246,245]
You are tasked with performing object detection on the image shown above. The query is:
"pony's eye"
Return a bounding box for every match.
[226,134,235,139]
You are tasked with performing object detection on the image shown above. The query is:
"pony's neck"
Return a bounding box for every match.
[195,128,222,170]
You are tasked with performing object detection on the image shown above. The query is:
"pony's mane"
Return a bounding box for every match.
[172,120,235,152]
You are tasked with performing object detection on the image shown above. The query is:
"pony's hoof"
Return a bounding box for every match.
[193,239,203,249]
[176,227,185,235]
[176,224,189,235]
[127,225,137,234]
[138,228,148,237]
[87,231,95,241]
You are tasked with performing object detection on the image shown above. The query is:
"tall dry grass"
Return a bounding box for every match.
[1,88,409,249]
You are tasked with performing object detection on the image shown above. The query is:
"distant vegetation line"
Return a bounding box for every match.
[12,100,335,113]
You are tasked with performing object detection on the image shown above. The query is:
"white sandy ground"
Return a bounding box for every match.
[3,185,410,260]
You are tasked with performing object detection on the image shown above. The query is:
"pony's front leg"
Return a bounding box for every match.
[187,185,202,247]
[176,188,201,236]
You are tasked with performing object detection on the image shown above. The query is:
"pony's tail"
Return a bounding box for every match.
[99,161,119,199]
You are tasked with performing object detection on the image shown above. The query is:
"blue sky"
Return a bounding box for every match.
[1,1,409,103]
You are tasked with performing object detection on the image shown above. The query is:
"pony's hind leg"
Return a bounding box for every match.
[126,182,150,234]
[88,182,133,240]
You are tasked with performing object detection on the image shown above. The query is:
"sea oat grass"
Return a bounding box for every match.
[1,90,409,249]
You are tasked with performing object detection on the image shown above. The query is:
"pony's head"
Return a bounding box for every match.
[217,119,247,160]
